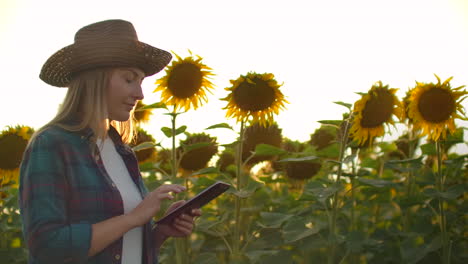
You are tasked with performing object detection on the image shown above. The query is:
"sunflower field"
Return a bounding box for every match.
[0,52,467,264]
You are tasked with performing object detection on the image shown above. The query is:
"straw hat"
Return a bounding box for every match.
[40,19,172,87]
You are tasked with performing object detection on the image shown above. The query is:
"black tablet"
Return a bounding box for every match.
[155,181,231,225]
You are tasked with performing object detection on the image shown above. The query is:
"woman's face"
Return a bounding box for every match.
[107,67,145,121]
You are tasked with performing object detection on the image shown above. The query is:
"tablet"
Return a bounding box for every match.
[155,181,231,225]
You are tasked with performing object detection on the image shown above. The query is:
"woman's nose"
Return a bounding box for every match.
[134,85,144,100]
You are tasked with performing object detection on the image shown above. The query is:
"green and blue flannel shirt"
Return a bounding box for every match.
[19,125,158,264]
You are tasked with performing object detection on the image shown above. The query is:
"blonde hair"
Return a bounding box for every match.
[32,68,136,145]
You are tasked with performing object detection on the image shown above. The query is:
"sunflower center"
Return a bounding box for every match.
[233,78,275,111]
[360,89,394,128]
[0,134,27,170]
[418,87,455,123]
[167,62,203,98]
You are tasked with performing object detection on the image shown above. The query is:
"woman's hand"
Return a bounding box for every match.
[157,200,202,238]
[127,184,186,228]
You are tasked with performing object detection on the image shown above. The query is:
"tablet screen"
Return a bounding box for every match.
[156,181,231,225]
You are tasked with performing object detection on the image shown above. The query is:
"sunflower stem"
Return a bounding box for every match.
[329,118,351,264]
[404,129,416,232]
[436,140,450,264]
[232,121,245,260]
[169,108,189,264]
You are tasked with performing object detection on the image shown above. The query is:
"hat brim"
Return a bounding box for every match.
[40,41,172,87]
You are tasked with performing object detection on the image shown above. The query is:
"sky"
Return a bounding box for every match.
[1,0,467,153]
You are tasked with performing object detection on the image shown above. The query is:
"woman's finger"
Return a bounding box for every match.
[155,184,186,194]
[190,208,202,217]
[173,220,193,234]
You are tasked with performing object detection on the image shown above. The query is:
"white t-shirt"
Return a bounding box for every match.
[97,137,143,264]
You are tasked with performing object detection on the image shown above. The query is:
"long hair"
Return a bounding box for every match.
[32,68,136,145]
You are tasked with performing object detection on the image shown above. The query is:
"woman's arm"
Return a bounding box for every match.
[88,184,186,256]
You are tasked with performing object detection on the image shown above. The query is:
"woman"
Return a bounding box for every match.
[19,19,200,264]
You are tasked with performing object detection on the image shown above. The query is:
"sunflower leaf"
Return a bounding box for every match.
[205,123,234,130]
[182,142,213,152]
[282,219,321,243]
[423,184,465,200]
[300,181,342,203]
[358,178,396,188]
[161,127,173,137]
[277,156,319,163]
[420,143,437,156]
[333,101,352,109]
[191,167,220,176]
[257,212,294,228]
[132,141,157,152]
[254,144,287,156]
[175,126,187,135]
[135,102,167,111]
[160,126,186,137]
[317,120,342,128]
[221,141,239,148]
[228,179,264,198]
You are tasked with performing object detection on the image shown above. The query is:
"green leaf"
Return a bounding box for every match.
[317,120,342,128]
[384,157,423,172]
[400,235,441,264]
[445,127,464,144]
[316,142,340,158]
[257,212,294,228]
[221,141,239,149]
[377,142,397,152]
[175,125,187,135]
[205,123,233,130]
[132,141,157,152]
[423,184,465,200]
[190,167,221,177]
[277,156,319,163]
[254,144,287,156]
[300,181,341,203]
[346,230,367,253]
[385,157,423,164]
[183,142,212,152]
[228,179,264,198]
[333,101,352,109]
[161,127,172,137]
[134,102,167,111]
[358,178,396,188]
[282,218,321,243]
[420,143,436,156]
[245,250,280,264]
[193,253,219,264]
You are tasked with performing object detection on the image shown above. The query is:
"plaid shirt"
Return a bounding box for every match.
[19,124,158,264]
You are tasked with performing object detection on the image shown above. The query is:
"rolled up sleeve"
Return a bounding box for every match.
[19,133,92,263]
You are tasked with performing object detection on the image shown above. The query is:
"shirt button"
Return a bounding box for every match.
[115,254,120,260]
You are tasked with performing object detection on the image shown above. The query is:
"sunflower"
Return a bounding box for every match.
[216,148,236,177]
[242,122,283,165]
[388,133,420,160]
[130,128,157,164]
[154,51,214,111]
[155,148,172,174]
[349,81,403,146]
[407,75,467,141]
[133,101,153,125]
[284,161,322,180]
[178,133,218,172]
[309,125,337,150]
[271,138,306,172]
[0,125,34,185]
[222,72,288,126]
